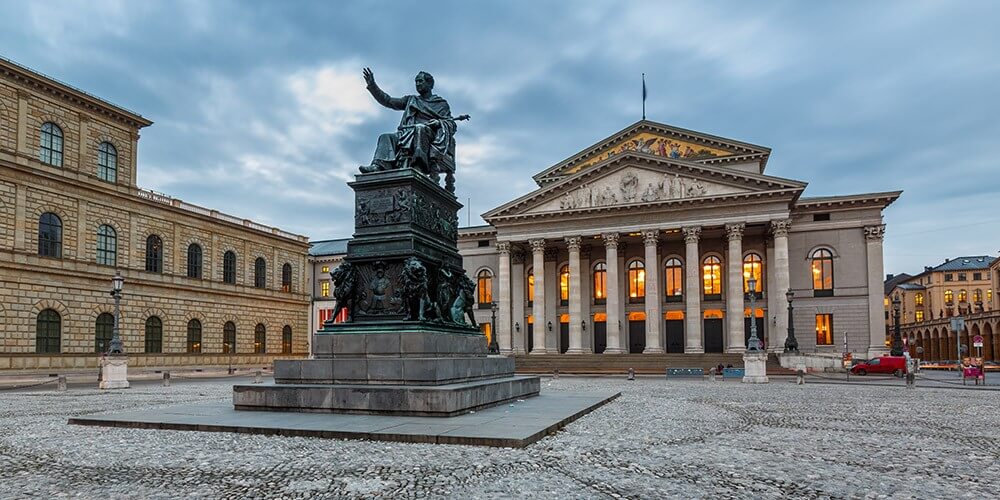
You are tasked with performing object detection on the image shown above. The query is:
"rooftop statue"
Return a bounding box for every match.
[360,68,469,193]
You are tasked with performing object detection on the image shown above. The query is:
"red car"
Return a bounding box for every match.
[851,356,906,377]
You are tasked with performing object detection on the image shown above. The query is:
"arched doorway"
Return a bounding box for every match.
[985,322,995,361]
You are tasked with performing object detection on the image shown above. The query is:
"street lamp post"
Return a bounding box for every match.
[488,301,500,353]
[784,291,799,353]
[746,275,762,352]
[108,271,125,354]
[890,296,903,356]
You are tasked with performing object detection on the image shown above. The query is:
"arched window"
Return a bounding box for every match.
[254,257,266,288]
[477,269,493,305]
[254,323,266,353]
[187,319,202,353]
[223,251,237,284]
[223,321,236,353]
[282,325,292,354]
[958,290,967,303]
[145,234,163,273]
[811,249,834,296]
[559,265,570,306]
[526,270,535,305]
[281,263,292,292]
[145,316,163,353]
[944,289,954,304]
[39,122,63,167]
[97,225,117,266]
[36,309,61,353]
[664,258,683,302]
[702,256,722,298]
[95,313,114,353]
[187,243,203,279]
[915,292,924,306]
[38,212,63,258]
[98,141,117,182]
[593,262,607,303]
[973,289,982,303]
[628,260,645,302]
[743,253,763,295]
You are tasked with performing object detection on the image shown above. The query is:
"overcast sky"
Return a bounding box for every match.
[1,0,998,275]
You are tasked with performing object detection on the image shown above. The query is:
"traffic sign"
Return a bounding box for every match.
[973,335,984,348]
[950,317,965,333]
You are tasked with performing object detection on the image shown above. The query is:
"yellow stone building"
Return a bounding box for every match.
[0,58,310,372]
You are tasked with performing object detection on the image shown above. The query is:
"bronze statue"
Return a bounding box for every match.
[450,271,478,327]
[360,68,468,193]
[325,262,357,325]
[401,257,433,321]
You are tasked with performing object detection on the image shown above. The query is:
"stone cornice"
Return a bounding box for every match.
[794,191,902,212]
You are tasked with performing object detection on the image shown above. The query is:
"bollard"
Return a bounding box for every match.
[796,368,805,385]
[710,367,717,382]
[254,370,262,384]
[162,371,171,387]
[553,368,559,380]
[627,367,635,381]
[665,367,669,380]
[57,375,67,392]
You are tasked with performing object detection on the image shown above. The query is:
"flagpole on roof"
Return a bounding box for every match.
[642,73,646,121]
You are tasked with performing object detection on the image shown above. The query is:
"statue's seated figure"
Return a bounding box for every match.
[360,68,466,192]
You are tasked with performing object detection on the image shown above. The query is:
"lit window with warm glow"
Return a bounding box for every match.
[815,314,833,345]
[628,260,645,300]
[973,289,982,303]
[945,289,954,304]
[811,249,834,291]
[702,256,722,296]
[559,265,570,303]
[743,253,763,293]
[915,310,924,322]
[958,289,967,303]
[593,262,607,301]
[321,281,330,297]
[915,293,924,306]
[527,271,535,303]
[478,269,493,305]
[480,322,492,345]
[988,289,994,303]
[664,258,683,300]
[321,265,329,274]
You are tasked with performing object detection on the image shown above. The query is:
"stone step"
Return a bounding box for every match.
[513,353,786,375]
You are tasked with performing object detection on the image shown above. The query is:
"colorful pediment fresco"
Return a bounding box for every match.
[565,132,735,175]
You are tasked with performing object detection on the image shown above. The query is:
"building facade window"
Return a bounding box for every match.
[702,256,722,299]
[186,244,203,278]
[96,225,117,266]
[743,253,763,295]
[915,310,924,322]
[527,271,534,305]
[627,260,645,302]
[281,263,292,292]
[988,289,994,304]
[187,319,202,353]
[958,290,968,303]
[478,269,493,305]
[39,122,63,167]
[944,289,954,304]
[559,265,570,306]
[320,281,330,297]
[254,323,266,353]
[915,292,924,306]
[223,321,236,353]
[321,265,329,274]
[815,314,833,345]
[38,212,63,258]
[223,251,237,284]
[145,235,163,273]
[144,316,163,353]
[974,272,983,281]
[973,289,982,303]
[945,273,953,282]
[254,257,266,288]
[811,249,834,296]
[95,313,114,353]
[593,262,607,304]
[282,325,292,354]
[958,273,967,281]
[97,141,117,182]
[36,309,61,353]
[664,258,683,302]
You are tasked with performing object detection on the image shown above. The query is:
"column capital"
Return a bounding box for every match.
[602,232,620,249]
[864,224,886,241]
[496,241,511,254]
[770,219,792,237]
[641,229,659,246]
[724,223,745,241]
[564,236,582,251]
[682,226,701,244]
[529,238,546,252]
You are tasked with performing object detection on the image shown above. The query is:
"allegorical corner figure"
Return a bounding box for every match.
[360,67,469,193]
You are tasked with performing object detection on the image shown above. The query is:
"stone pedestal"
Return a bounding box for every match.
[742,352,769,384]
[99,355,130,390]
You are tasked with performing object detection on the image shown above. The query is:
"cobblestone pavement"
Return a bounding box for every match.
[1,377,997,499]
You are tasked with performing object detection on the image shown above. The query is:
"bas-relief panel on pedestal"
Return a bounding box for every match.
[567,132,736,174]
[529,166,746,214]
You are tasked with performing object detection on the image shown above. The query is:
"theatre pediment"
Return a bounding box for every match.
[564,132,735,176]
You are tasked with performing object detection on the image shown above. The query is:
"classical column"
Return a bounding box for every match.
[580,245,593,353]
[642,230,664,353]
[529,238,547,354]
[769,219,791,352]
[865,224,889,357]
[603,233,624,354]
[683,226,703,353]
[565,236,584,354]
[510,249,526,354]
[496,241,512,354]
[725,223,746,353]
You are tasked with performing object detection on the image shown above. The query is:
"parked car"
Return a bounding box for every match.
[850,356,906,377]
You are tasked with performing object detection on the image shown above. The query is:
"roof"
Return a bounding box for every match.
[897,283,925,291]
[796,191,902,211]
[883,273,912,295]
[932,256,995,272]
[309,238,349,257]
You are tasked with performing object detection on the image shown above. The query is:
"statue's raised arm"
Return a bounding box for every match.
[359,68,468,194]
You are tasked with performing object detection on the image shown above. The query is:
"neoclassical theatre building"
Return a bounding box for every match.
[455,120,900,359]
[0,58,310,371]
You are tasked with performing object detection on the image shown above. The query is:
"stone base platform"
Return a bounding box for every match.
[234,375,541,417]
[69,390,620,448]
